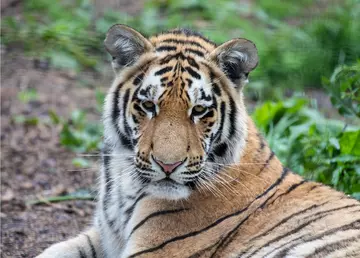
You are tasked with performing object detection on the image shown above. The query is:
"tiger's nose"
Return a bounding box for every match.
[153,157,184,174]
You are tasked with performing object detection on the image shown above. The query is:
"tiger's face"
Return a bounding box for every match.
[104,25,258,200]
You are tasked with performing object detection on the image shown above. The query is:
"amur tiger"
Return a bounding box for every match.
[37,25,360,258]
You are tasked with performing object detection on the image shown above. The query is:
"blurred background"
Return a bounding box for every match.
[1,0,359,256]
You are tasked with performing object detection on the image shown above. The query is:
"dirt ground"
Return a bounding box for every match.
[0,49,110,257]
[0,1,147,257]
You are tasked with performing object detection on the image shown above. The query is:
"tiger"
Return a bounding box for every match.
[37,25,360,258]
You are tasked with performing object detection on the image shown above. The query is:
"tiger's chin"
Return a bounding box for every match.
[146,179,192,200]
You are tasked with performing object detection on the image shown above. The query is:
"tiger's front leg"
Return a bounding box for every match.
[36,227,103,258]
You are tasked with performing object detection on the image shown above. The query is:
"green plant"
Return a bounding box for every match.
[59,109,103,153]
[17,88,38,103]
[253,98,360,199]
[322,61,360,120]
[2,0,99,71]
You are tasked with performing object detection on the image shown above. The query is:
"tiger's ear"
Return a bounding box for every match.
[209,38,258,88]
[104,24,153,71]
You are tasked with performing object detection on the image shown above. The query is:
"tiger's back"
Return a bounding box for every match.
[37,25,360,258]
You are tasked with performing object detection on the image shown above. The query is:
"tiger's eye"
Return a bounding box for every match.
[192,105,207,116]
[194,105,206,112]
[142,101,155,111]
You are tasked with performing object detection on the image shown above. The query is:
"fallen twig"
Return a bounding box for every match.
[27,194,95,206]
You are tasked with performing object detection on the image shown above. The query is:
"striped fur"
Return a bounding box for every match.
[37,25,360,258]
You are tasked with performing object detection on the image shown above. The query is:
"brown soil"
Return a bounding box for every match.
[0,50,107,257]
[0,1,145,256]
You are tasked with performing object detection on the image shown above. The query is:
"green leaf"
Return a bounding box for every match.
[72,157,90,168]
[331,167,343,186]
[71,110,86,127]
[329,137,340,150]
[12,115,39,125]
[48,109,61,124]
[17,88,38,103]
[340,130,360,155]
[48,51,79,70]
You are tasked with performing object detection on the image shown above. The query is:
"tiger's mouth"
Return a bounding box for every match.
[146,177,192,200]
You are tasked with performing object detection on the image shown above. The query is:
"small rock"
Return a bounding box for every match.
[1,189,15,201]
[20,182,33,189]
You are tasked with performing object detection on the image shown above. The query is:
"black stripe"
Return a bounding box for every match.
[130,208,188,237]
[156,45,177,52]
[274,219,360,258]
[128,200,256,257]
[161,39,206,49]
[133,73,144,86]
[213,101,226,143]
[78,248,87,258]
[122,89,130,135]
[85,234,97,258]
[102,146,114,229]
[249,214,330,257]
[259,189,279,209]
[128,166,289,258]
[228,97,237,139]
[309,235,360,257]
[186,66,201,79]
[212,83,221,96]
[201,109,215,120]
[110,59,152,131]
[168,29,216,46]
[123,193,147,226]
[155,66,173,76]
[160,77,168,82]
[212,142,228,157]
[256,167,289,200]
[112,83,123,135]
[254,203,360,257]
[309,184,322,191]
[285,180,308,194]
[210,190,279,257]
[120,133,132,150]
[189,238,223,258]
[159,52,186,65]
[186,78,193,88]
[302,204,360,221]
[185,48,205,57]
[187,57,200,70]
[248,201,330,243]
[259,151,275,173]
[264,180,308,208]
[257,133,266,150]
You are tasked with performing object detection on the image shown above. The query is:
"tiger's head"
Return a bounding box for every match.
[103,25,258,200]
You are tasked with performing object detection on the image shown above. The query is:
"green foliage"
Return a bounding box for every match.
[2,0,359,96]
[322,61,360,120]
[2,0,99,71]
[59,110,103,153]
[17,88,38,103]
[255,0,313,19]
[72,157,91,168]
[11,115,39,125]
[253,98,360,199]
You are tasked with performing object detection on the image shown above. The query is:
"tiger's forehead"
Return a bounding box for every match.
[134,30,219,107]
[149,29,217,56]
[137,58,213,107]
